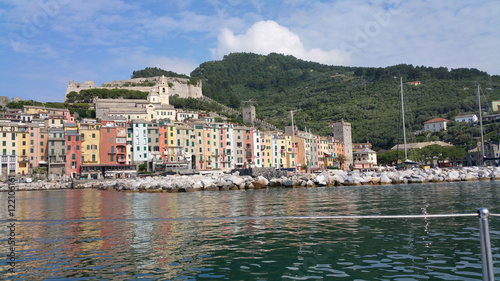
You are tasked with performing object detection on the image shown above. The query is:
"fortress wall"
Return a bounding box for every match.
[168,79,203,98]
[65,76,203,100]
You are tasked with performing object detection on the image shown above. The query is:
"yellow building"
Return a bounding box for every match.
[261,132,273,168]
[78,119,101,164]
[202,126,213,169]
[17,124,30,175]
[284,135,297,168]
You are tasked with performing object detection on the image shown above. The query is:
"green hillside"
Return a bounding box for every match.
[188,53,500,150]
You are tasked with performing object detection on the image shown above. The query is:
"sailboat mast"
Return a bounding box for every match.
[478,83,484,165]
[400,77,408,161]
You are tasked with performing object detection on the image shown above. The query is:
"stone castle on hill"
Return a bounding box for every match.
[65,75,203,100]
[66,75,203,120]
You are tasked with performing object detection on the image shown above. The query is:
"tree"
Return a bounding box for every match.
[354,67,364,76]
[228,94,241,109]
[336,154,346,169]
[138,164,147,172]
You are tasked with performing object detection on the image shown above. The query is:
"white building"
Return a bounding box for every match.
[176,111,199,122]
[423,118,450,132]
[131,120,148,163]
[272,135,280,169]
[353,148,377,169]
[454,114,478,123]
[253,130,262,167]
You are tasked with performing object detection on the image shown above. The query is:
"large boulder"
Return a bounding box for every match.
[314,174,327,186]
[269,178,283,186]
[380,173,392,185]
[344,175,362,186]
[251,179,268,189]
[445,170,461,182]
[201,178,217,190]
[226,175,245,186]
[255,176,269,186]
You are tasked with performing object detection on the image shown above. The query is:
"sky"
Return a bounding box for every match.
[0,0,499,102]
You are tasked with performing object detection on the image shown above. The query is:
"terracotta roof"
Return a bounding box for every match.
[423,117,450,124]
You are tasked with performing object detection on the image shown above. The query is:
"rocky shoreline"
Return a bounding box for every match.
[2,166,500,193]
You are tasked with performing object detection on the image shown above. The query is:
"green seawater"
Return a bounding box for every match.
[1,181,499,280]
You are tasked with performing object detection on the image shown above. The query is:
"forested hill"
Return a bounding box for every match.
[186,52,500,150]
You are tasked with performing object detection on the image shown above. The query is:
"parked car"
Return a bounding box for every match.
[25,178,32,183]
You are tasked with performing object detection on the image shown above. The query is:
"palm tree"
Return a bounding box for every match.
[336,154,346,170]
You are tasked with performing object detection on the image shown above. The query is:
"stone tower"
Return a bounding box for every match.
[330,121,353,169]
[158,75,169,105]
[242,105,256,125]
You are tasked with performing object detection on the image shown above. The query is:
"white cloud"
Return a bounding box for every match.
[212,20,350,65]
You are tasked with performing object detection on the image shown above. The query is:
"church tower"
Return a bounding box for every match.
[158,75,169,105]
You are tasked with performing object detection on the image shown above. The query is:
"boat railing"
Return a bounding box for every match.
[5,208,497,280]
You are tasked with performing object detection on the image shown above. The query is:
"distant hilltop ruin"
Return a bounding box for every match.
[65,75,203,101]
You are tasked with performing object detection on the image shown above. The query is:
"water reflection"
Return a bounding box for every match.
[0,182,498,279]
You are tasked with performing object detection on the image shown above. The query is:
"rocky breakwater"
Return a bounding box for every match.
[110,166,500,192]
[2,167,500,193]
[0,181,71,192]
[109,173,270,192]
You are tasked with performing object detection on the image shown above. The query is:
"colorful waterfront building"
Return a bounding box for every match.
[147,121,161,171]
[65,129,82,178]
[79,119,101,165]
[47,128,66,180]
[130,119,148,164]
[243,127,254,167]
[158,119,169,163]
[0,122,18,179]
[99,117,127,165]
[17,124,30,176]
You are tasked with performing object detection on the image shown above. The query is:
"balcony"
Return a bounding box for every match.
[18,157,29,163]
[108,150,117,155]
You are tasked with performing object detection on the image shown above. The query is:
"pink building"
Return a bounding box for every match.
[65,130,82,178]
[243,127,254,167]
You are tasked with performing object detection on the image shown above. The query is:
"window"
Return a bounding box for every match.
[110,138,113,143]
[76,145,79,151]
[68,145,71,151]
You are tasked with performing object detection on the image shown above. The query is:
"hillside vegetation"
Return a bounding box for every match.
[188,53,500,150]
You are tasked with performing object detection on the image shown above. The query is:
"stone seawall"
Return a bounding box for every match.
[2,167,500,192]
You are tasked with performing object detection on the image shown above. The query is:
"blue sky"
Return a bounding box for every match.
[1,0,499,102]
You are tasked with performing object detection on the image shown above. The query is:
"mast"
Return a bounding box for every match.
[400,77,408,161]
[291,110,297,172]
[478,83,484,165]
